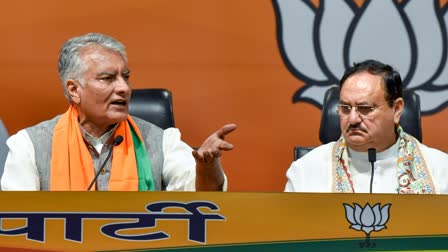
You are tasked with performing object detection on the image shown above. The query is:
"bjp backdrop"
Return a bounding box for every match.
[0,0,447,192]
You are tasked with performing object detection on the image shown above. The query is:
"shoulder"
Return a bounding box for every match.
[7,129,33,146]
[288,142,335,173]
[130,116,185,151]
[131,116,164,133]
[417,142,448,193]
[418,142,448,161]
[285,142,335,192]
[295,142,335,163]
[6,114,64,152]
[28,115,61,128]
[25,115,61,137]
[130,116,183,139]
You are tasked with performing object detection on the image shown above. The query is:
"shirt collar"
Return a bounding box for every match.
[79,123,119,153]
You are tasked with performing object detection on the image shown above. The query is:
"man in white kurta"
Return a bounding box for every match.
[285,139,448,193]
[285,59,448,194]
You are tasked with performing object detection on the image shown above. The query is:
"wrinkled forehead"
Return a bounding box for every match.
[74,45,128,83]
[340,72,387,103]
[80,45,128,71]
[79,44,126,64]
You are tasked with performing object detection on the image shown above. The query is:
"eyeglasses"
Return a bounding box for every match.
[337,103,388,117]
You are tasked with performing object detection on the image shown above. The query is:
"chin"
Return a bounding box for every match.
[108,113,128,124]
[345,135,368,146]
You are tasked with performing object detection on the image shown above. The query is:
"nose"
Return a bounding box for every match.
[115,76,131,94]
[348,107,362,124]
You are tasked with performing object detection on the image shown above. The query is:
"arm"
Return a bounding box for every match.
[1,130,40,190]
[192,124,237,191]
[162,128,196,191]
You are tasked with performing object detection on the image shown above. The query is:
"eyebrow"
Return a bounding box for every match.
[97,69,130,77]
[97,71,116,77]
[339,100,371,105]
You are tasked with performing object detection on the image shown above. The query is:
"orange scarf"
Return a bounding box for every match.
[50,105,144,191]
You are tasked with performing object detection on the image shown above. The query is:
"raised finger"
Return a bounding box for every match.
[216,124,237,139]
[218,140,234,151]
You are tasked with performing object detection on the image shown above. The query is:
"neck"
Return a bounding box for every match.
[79,120,116,138]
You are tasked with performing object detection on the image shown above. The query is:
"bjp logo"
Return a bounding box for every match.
[343,203,391,248]
[273,0,448,115]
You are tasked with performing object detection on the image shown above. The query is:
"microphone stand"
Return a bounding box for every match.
[368,148,376,194]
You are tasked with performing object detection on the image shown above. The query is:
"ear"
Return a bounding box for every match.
[67,79,81,104]
[393,97,404,124]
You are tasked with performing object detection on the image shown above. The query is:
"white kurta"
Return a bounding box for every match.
[1,128,227,191]
[285,140,448,194]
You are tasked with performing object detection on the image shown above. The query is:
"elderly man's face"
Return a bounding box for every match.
[339,71,403,152]
[70,45,131,136]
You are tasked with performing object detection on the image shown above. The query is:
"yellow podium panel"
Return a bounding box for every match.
[0,192,446,251]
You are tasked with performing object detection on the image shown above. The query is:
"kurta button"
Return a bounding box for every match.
[100,168,106,175]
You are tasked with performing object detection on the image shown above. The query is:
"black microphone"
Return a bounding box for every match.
[368,148,376,194]
[87,135,124,191]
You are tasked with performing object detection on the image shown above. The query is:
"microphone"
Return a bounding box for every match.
[368,148,376,194]
[87,135,124,191]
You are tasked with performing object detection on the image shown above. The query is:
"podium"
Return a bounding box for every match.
[0,192,447,251]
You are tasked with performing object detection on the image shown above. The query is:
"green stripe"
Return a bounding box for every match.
[130,125,155,191]
[100,235,448,252]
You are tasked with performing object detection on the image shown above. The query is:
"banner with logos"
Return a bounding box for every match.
[0,192,447,251]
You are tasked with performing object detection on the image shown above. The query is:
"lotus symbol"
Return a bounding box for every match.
[273,0,448,115]
[343,203,391,248]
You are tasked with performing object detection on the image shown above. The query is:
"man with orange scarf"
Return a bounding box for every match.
[1,33,237,191]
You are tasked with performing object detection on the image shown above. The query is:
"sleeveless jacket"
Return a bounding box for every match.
[26,116,165,190]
